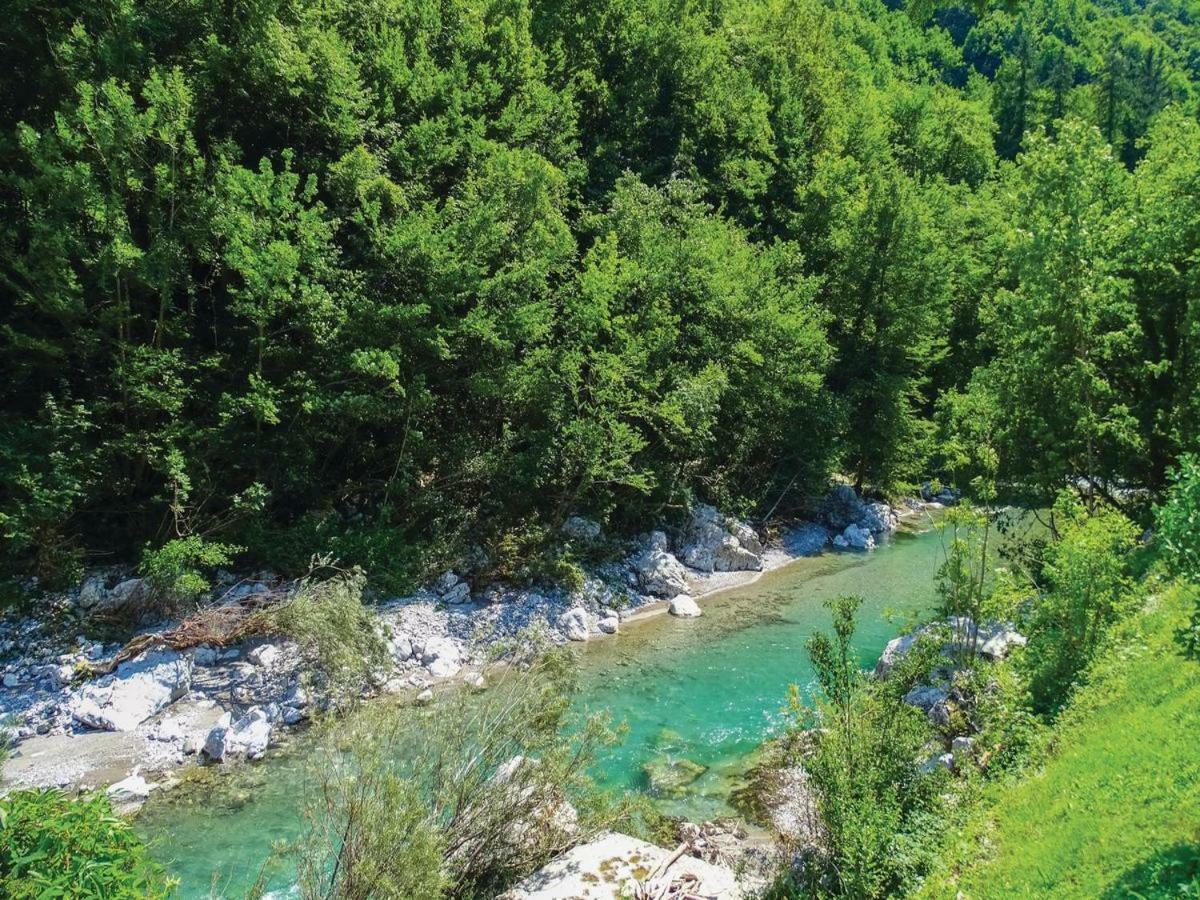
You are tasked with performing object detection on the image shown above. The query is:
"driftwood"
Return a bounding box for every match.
[634,843,721,900]
[93,586,286,674]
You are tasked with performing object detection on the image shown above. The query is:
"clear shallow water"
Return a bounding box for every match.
[137,516,949,896]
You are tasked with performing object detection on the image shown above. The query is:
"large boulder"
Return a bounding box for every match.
[978,622,1028,660]
[679,505,763,573]
[903,683,949,712]
[422,637,463,678]
[833,523,875,551]
[821,485,869,532]
[76,577,156,619]
[69,650,192,732]
[203,707,272,761]
[875,618,1026,677]
[860,502,898,535]
[106,771,152,806]
[822,486,897,536]
[558,607,591,642]
[500,832,743,900]
[562,516,602,542]
[874,631,923,678]
[630,539,690,598]
[668,594,702,618]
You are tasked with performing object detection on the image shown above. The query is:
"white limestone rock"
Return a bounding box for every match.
[203,706,272,761]
[422,637,463,678]
[630,540,690,598]
[107,771,152,805]
[559,607,591,642]
[833,523,875,551]
[679,504,763,573]
[668,594,702,618]
[247,643,282,668]
[69,650,192,732]
[501,831,742,900]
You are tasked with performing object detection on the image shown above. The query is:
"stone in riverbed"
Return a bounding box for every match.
[833,523,875,551]
[559,607,590,642]
[629,539,690,598]
[442,582,471,605]
[643,755,709,797]
[69,650,192,732]
[107,771,152,805]
[203,706,272,761]
[247,643,282,668]
[421,637,462,678]
[598,615,619,635]
[668,594,702,618]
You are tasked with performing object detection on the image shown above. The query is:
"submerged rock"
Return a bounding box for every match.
[643,755,708,796]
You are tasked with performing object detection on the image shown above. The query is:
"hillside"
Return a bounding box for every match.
[924,582,1200,898]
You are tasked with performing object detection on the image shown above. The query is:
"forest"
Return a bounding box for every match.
[3,0,1198,591]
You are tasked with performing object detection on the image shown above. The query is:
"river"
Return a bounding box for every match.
[136,512,953,896]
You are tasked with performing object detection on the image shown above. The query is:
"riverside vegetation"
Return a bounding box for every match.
[1,0,1199,896]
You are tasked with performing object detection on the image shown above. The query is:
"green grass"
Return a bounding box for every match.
[923,581,1200,899]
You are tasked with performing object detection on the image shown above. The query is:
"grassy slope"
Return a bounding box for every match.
[924,582,1200,899]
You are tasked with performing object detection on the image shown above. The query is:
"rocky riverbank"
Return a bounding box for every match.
[0,485,950,804]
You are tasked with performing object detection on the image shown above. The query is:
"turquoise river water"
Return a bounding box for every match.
[136,514,953,896]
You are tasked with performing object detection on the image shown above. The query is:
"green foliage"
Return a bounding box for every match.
[791,596,942,898]
[0,0,1197,592]
[261,570,388,703]
[1023,493,1139,714]
[0,789,175,899]
[139,535,242,604]
[920,582,1200,899]
[1156,454,1200,583]
[294,643,628,897]
[935,504,996,663]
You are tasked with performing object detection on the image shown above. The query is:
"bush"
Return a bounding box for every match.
[293,642,630,898]
[787,596,943,898]
[1156,453,1200,582]
[1023,493,1139,714]
[0,789,174,899]
[139,534,242,606]
[261,570,388,703]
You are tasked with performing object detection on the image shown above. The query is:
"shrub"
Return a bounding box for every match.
[1156,453,1200,582]
[293,643,628,898]
[0,789,175,899]
[1023,493,1139,714]
[789,596,942,898]
[261,570,388,703]
[139,534,242,605]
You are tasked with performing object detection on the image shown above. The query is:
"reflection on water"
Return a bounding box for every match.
[138,513,961,897]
